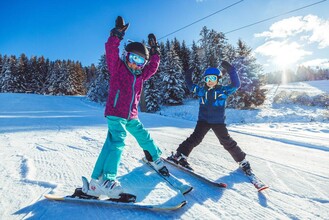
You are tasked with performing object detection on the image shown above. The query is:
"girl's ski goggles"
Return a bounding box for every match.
[128,52,146,68]
[204,75,218,82]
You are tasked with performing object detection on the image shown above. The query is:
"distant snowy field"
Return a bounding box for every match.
[0,80,328,219]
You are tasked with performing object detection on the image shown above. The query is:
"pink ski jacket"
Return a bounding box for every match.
[104,36,160,119]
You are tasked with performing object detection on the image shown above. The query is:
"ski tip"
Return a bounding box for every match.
[217,183,227,188]
[44,194,64,201]
[258,186,269,192]
[181,200,188,208]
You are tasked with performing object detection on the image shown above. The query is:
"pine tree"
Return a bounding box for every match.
[228,39,266,109]
[0,55,18,92]
[156,42,167,105]
[143,42,165,112]
[28,56,39,93]
[0,54,3,77]
[44,60,65,95]
[199,26,227,68]
[36,56,49,94]
[172,38,181,58]
[87,54,110,103]
[190,41,203,86]
[16,53,30,93]
[180,41,191,73]
[162,41,185,105]
[70,61,86,95]
[143,73,162,112]
[85,64,97,89]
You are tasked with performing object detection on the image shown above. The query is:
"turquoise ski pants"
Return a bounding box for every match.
[91,116,162,181]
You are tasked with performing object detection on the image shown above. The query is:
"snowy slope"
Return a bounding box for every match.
[1,81,329,220]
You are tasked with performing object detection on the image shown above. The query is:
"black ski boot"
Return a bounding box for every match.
[239,159,252,175]
[167,152,194,171]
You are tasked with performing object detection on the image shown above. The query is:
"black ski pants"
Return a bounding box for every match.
[177,121,246,162]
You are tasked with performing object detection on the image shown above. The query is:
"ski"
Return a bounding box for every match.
[142,157,193,195]
[244,171,269,192]
[163,157,227,188]
[45,188,186,211]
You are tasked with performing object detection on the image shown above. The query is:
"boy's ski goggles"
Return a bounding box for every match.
[204,75,218,82]
[128,52,146,68]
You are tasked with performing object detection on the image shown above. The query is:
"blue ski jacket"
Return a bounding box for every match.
[187,67,241,124]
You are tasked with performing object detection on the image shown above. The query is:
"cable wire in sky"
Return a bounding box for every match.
[158,0,244,40]
[224,0,328,34]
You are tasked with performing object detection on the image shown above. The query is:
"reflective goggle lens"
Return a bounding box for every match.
[128,53,146,67]
[204,75,218,82]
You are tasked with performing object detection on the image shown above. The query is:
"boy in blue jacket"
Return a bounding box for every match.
[168,61,252,175]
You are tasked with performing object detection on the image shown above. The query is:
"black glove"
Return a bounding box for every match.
[148,33,160,56]
[220,60,234,74]
[110,16,129,40]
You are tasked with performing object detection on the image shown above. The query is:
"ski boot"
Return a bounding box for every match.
[239,159,252,175]
[167,152,194,171]
[150,157,170,177]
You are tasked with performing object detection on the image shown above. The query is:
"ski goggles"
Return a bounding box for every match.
[127,52,146,68]
[204,75,218,82]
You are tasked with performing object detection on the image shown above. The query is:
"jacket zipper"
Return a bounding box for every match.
[128,75,136,119]
[113,90,120,107]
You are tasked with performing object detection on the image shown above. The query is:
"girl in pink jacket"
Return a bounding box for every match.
[83,16,168,199]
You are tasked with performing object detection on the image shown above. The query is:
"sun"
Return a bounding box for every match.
[272,41,307,68]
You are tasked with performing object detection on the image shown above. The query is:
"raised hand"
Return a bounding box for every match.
[110,16,129,40]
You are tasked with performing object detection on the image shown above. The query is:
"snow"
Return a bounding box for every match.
[1,80,329,219]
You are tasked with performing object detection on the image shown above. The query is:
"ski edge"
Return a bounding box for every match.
[141,157,193,195]
[44,194,187,211]
[162,157,227,188]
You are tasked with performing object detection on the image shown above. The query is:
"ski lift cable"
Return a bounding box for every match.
[224,0,328,35]
[181,0,327,47]
[158,0,244,41]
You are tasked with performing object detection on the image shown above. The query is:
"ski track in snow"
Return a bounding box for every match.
[1,81,329,220]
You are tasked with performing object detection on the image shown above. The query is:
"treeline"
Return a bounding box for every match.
[265,66,329,84]
[0,53,89,95]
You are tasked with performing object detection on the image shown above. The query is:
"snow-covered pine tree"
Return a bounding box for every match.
[190,41,203,86]
[172,38,181,58]
[35,56,49,94]
[228,39,266,109]
[220,44,237,86]
[42,59,86,95]
[85,64,97,89]
[86,54,110,103]
[222,44,237,64]
[199,26,227,68]
[179,40,191,97]
[0,54,3,77]
[0,55,18,93]
[142,42,165,112]
[143,72,162,112]
[16,53,30,93]
[43,60,66,95]
[0,55,8,92]
[28,55,47,93]
[162,40,185,105]
[28,56,39,93]
[70,61,86,95]
[180,41,191,73]
[63,60,76,95]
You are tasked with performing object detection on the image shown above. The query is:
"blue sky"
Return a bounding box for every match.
[1,0,328,72]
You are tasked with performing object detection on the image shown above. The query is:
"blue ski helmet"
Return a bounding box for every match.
[203,67,221,77]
